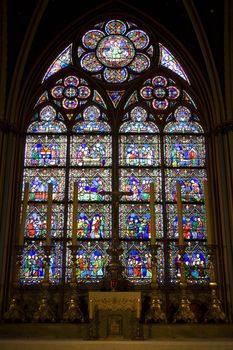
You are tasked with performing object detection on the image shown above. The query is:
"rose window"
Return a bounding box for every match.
[78,19,152,83]
[51,75,91,109]
[140,75,180,110]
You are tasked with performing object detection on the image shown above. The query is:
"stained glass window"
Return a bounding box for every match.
[79,19,151,83]
[21,18,208,289]
[159,43,190,83]
[42,44,73,83]
[164,105,207,283]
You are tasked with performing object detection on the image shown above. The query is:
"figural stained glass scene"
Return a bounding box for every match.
[20,15,211,293]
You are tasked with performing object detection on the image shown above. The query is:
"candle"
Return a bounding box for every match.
[150,183,156,244]
[136,297,141,318]
[19,183,29,246]
[204,179,212,245]
[89,298,94,319]
[72,182,78,245]
[46,183,53,246]
[176,180,184,245]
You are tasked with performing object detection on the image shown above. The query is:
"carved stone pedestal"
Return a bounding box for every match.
[88,291,141,339]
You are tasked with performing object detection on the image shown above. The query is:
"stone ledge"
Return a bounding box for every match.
[0,324,232,340]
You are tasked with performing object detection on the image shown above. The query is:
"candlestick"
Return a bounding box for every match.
[19,183,29,246]
[176,181,184,245]
[150,183,156,244]
[204,179,212,245]
[46,183,53,246]
[72,182,78,245]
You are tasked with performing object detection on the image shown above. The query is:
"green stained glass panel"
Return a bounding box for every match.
[126,30,149,49]
[82,30,105,49]
[103,67,128,83]
[128,53,150,73]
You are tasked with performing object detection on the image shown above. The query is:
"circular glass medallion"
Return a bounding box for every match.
[105,20,127,35]
[154,87,166,99]
[126,30,149,49]
[140,86,153,99]
[152,76,167,87]
[128,53,150,72]
[103,67,128,83]
[64,76,79,87]
[82,30,105,49]
[62,98,78,109]
[96,35,135,68]
[51,86,63,98]
[152,99,168,110]
[63,86,77,98]
[81,53,103,72]
[77,86,91,98]
[167,86,180,99]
